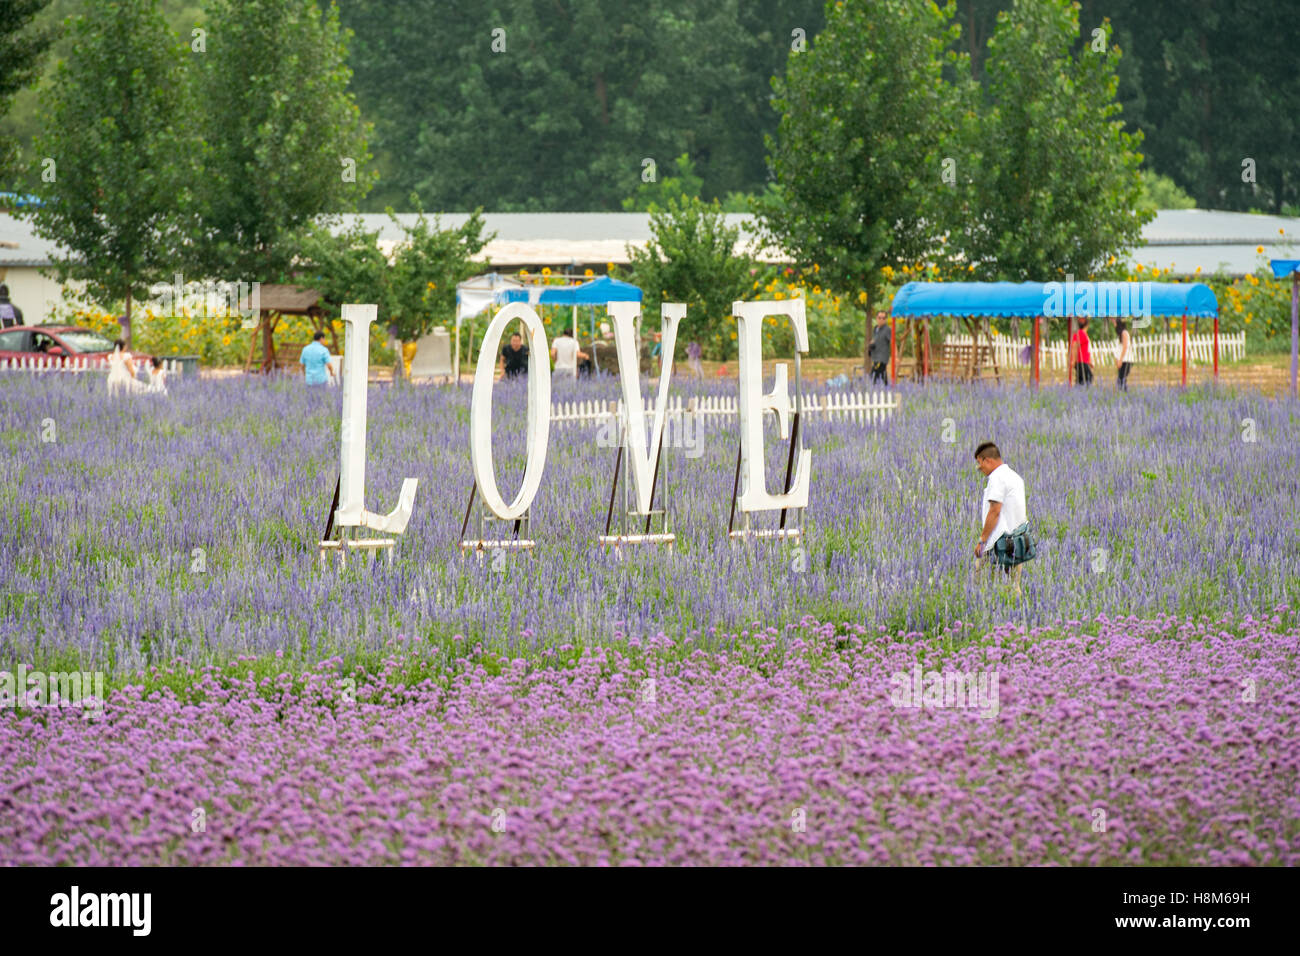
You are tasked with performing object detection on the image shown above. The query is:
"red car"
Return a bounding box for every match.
[0,325,151,369]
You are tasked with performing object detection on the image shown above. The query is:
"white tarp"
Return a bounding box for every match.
[455,273,525,327]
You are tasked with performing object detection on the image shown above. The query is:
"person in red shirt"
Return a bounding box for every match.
[1070,316,1093,386]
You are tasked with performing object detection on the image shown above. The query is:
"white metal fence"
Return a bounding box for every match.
[945,331,1245,370]
[551,390,901,430]
[0,356,188,374]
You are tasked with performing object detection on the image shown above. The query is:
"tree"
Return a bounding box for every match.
[763,0,967,373]
[1137,170,1195,213]
[621,154,705,212]
[188,0,371,283]
[946,2,1150,280]
[340,0,828,211]
[25,0,191,346]
[295,206,490,377]
[625,195,754,359]
[0,0,53,180]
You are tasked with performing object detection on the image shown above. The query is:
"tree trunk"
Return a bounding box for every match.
[122,290,132,350]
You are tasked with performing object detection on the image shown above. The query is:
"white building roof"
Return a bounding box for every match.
[3,208,1297,276]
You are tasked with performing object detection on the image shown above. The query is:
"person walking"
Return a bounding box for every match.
[687,340,704,380]
[1070,316,1094,387]
[499,331,529,379]
[1113,316,1132,391]
[869,311,892,385]
[550,327,587,382]
[0,284,23,328]
[972,441,1030,580]
[299,331,337,386]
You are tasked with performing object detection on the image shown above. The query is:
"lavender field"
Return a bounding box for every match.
[2,373,1297,675]
[1,372,1298,865]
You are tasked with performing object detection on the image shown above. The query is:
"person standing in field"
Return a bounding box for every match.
[299,331,337,386]
[687,340,704,380]
[869,311,892,385]
[973,441,1028,576]
[550,327,587,382]
[499,331,529,379]
[105,339,146,396]
[1070,316,1094,386]
[1113,316,1132,391]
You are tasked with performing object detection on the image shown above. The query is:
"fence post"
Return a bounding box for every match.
[1181,311,1188,387]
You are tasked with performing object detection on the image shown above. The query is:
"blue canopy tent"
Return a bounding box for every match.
[498,275,643,369]
[889,280,1220,386]
[1269,260,1299,399]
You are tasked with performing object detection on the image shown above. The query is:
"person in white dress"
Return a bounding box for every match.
[106,339,147,396]
[146,357,168,395]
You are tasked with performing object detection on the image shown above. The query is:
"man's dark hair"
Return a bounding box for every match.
[1077,315,1089,329]
[150,356,162,369]
[974,441,1001,461]
[510,331,521,339]
[112,338,125,351]
[563,327,573,336]
[312,331,326,341]
[0,284,9,298]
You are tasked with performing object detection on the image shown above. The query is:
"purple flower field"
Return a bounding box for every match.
[1,372,1298,865]
[2,614,1296,865]
[1,373,1297,672]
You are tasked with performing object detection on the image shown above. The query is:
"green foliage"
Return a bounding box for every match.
[945,3,1150,281]
[762,0,965,357]
[187,0,372,283]
[0,0,52,180]
[25,0,191,335]
[1137,170,1196,212]
[624,195,754,360]
[339,0,828,211]
[297,204,491,342]
[621,153,704,212]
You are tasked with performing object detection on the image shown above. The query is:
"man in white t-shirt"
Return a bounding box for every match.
[973,441,1027,569]
[550,327,587,381]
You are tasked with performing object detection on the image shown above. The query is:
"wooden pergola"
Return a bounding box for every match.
[240,284,334,373]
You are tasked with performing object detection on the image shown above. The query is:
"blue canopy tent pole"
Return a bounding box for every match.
[889,281,1220,388]
[1270,260,1300,399]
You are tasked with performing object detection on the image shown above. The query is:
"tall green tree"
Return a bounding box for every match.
[625,195,754,359]
[189,0,371,283]
[946,1,1150,280]
[25,0,191,345]
[296,206,490,376]
[0,0,53,181]
[763,0,967,372]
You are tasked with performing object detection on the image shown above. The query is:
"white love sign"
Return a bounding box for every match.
[336,297,813,541]
[336,304,418,533]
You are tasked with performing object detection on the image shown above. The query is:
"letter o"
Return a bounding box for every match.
[471,303,551,519]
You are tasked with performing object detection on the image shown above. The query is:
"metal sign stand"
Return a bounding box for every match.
[599,400,675,556]
[458,480,535,555]
[317,471,397,568]
[728,353,806,544]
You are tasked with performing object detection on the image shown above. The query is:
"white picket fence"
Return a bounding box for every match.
[945,331,1245,370]
[551,390,900,430]
[0,356,188,374]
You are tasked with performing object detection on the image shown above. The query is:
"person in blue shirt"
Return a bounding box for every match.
[299,331,337,385]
